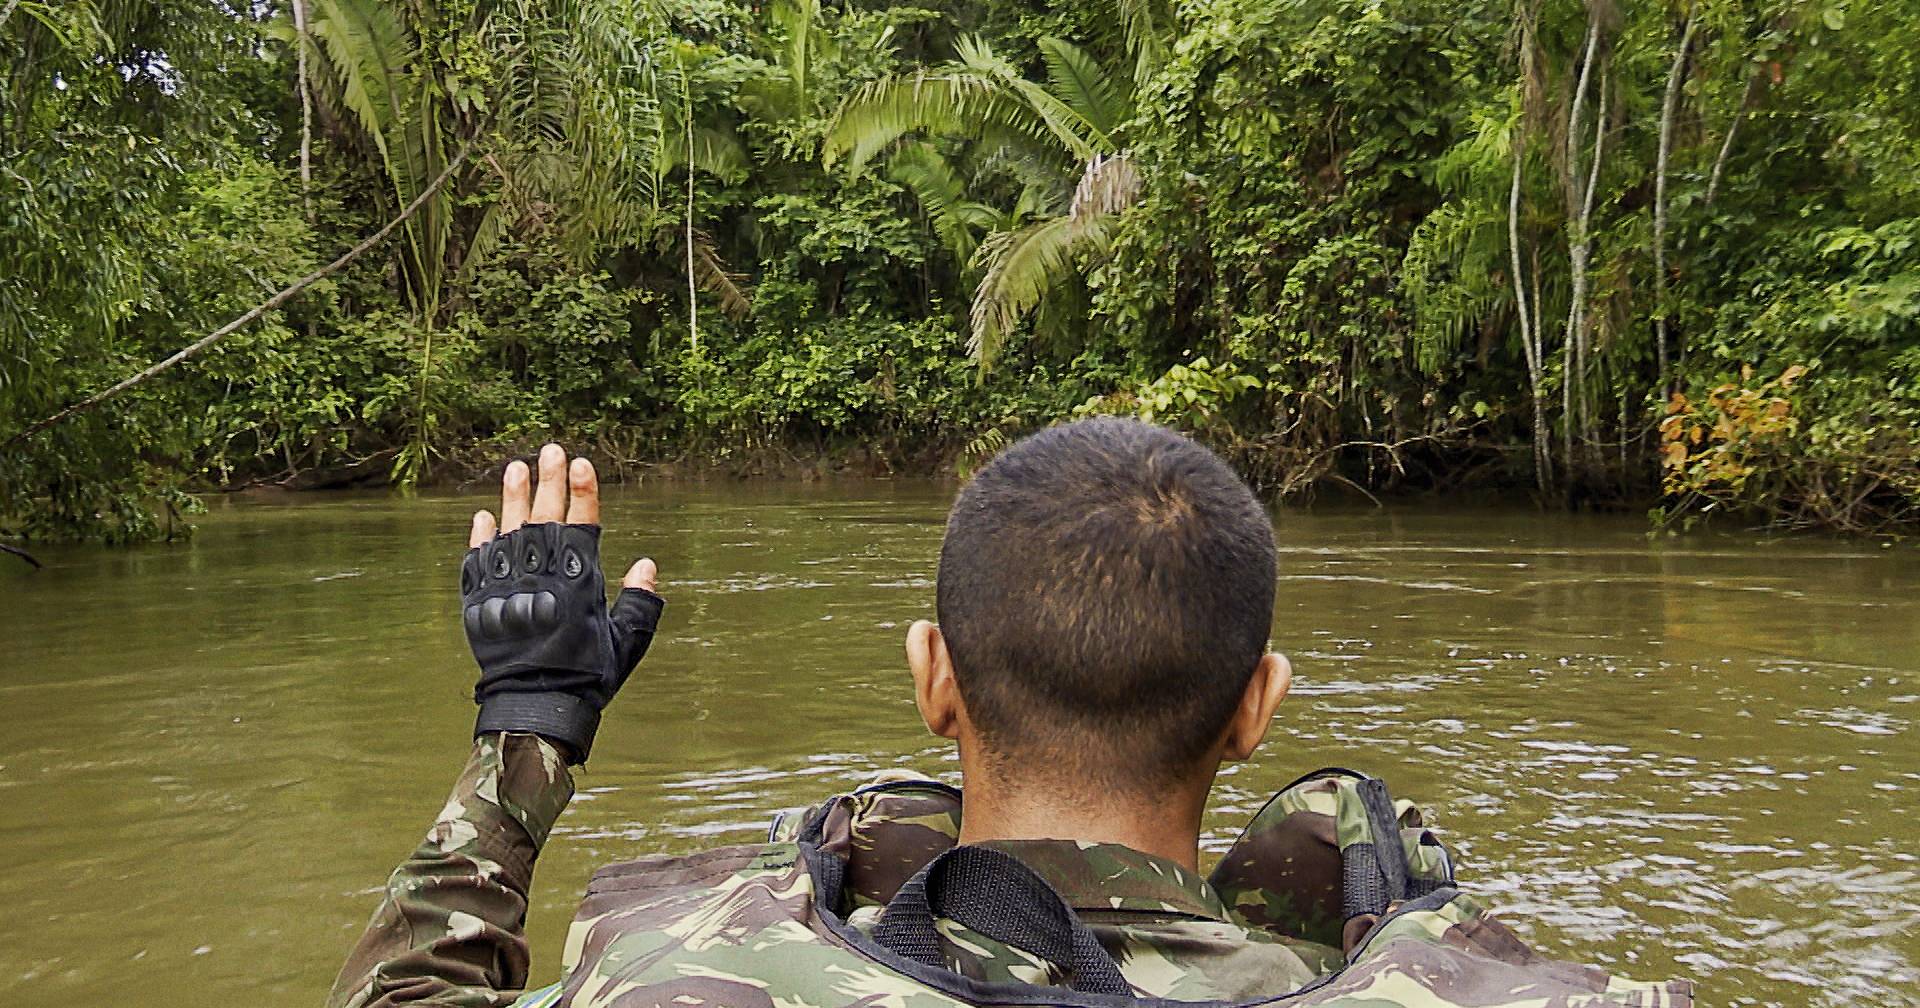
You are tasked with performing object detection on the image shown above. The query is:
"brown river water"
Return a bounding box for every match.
[2,481,1916,1006]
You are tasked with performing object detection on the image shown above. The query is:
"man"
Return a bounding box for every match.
[330,421,1687,1008]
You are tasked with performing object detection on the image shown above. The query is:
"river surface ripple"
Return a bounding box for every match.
[1,482,1915,1006]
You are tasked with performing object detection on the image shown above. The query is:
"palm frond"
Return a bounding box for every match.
[1037,37,1132,146]
[972,121,1080,202]
[889,141,992,265]
[953,36,1103,161]
[1115,0,1168,83]
[483,0,669,264]
[824,33,1114,177]
[768,0,832,106]
[823,70,1022,175]
[688,228,751,320]
[307,0,453,307]
[307,0,415,172]
[1401,200,1510,373]
[1433,108,1516,198]
[658,122,748,181]
[457,201,510,287]
[1069,152,1141,222]
[968,213,1108,368]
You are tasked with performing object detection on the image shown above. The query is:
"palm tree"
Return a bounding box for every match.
[301,0,676,314]
[822,35,1141,368]
[297,0,755,475]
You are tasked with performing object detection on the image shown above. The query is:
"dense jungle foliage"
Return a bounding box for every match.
[3,0,1917,541]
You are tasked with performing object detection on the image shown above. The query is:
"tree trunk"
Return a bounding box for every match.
[292,0,314,221]
[1531,243,1549,487]
[1575,70,1610,461]
[1560,15,1601,474]
[1653,18,1696,397]
[682,63,699,353]
[1618,370,1629,479]
[1508,119,1548,493]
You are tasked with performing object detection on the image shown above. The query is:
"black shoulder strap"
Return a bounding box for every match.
[1342,776,1415,921]
[871,845,1133,997]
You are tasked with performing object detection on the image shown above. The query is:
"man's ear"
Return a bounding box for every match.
[1221,652,1292,761]
[907,620,965,740]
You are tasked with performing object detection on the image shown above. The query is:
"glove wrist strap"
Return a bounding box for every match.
[476,692,601,764]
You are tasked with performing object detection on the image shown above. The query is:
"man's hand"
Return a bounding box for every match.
[461,443,662,763]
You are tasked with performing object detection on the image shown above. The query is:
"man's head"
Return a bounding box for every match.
[907,418,1290,801]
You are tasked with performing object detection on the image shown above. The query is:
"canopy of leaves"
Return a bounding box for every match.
[4,0,1918,539]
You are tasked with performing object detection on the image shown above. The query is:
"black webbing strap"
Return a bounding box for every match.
[797,796,851,916]
[871,845,1133,996]
[1341,776,1416,921]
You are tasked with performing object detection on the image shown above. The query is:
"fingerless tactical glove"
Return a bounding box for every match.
[460,522,663,763]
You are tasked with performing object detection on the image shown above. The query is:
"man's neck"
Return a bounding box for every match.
[954,762,1212,872]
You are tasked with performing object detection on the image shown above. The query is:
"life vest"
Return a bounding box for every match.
[522,768,1692,1008]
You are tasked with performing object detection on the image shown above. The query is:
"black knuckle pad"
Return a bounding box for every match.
[481,596,507,638]
[505,592,535,634]
[463,603,483,639]
[533,590,559,628]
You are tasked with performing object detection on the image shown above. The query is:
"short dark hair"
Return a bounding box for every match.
[935,417,1277,788]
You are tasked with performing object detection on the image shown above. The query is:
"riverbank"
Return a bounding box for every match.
[9,408,1916,547]
[219,432,1601,522]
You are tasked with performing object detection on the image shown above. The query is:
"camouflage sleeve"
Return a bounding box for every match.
[328,733,575,1008]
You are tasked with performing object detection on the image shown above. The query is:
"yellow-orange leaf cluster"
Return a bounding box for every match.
[1659,366,1806,499]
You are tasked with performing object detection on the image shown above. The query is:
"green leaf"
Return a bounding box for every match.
[1036,38,1133,147]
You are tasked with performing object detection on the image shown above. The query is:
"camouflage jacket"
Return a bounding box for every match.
[325,742,1324,1006]
[329,741,1693,1008]
[329,734,573,1008]
[845,839,1341,999]
[789,779,1343,1001]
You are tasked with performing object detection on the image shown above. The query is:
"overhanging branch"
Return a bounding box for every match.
[8,141,477,446]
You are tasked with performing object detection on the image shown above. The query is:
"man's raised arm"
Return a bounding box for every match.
[327,733,573,1008]
[328,445,663,1008]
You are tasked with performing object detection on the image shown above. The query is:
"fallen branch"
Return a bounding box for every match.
[1324,472,1384,509]
[2,543,42,569]
[7,141,476,446]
